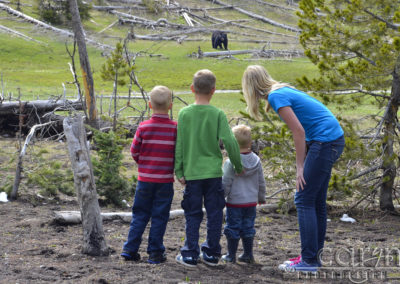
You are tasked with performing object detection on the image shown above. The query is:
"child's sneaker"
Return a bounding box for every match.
[200,252,219,266]
[283,260,318,274]
[148,252,167,264]
[121,250,141,261]
[221,254,235,263]
[175,254,197,267]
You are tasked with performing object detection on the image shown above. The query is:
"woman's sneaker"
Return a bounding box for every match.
[283,255,302,265]
[278,255,301,271]
[175,254,197,267]
[283,260,318,274]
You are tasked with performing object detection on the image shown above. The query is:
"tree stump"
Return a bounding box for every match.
[63,115,109,256]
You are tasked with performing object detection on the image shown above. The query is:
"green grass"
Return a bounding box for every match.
[0,34,318,98]
[2,33,389,120]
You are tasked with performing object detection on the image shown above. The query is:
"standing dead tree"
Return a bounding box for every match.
[63,115,109,256]
[68,0,98,129]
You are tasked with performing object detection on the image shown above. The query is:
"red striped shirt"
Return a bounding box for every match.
[131,114,177,183]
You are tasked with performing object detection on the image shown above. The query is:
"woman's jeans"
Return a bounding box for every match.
[294,135,345,264]
[224,206,256,240]
[123,181,174,255]
[180,178,225,258]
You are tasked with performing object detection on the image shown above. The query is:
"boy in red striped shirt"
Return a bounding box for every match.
[121,85,177,264]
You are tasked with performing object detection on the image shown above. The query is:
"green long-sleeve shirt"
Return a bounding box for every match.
[174,104,243,180]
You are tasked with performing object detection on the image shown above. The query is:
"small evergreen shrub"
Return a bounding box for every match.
[91,128,133,207]
[142,0,163,14]
[27,160,75,197]
[36,0,91,25]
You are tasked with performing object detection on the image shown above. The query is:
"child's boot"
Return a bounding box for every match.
[238,237,255,264]
[221,238,239,263]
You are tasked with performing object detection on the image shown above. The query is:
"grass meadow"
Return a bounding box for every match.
[1,36,392,130]
[0,34,321,118]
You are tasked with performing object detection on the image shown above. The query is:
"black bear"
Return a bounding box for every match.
[211,31,228,50]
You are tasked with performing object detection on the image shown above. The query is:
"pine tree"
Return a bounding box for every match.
[100,42,131,131]
[298,0,400,211]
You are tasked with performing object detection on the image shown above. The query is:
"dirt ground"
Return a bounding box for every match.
[1,190,400,284]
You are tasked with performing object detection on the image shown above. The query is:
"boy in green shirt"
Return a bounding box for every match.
[175,69,243,267]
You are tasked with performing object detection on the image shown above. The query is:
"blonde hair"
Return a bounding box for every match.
[193,69,216,95]
[242,65,291,120]
[149,85,172,110]
[232,124,252,148]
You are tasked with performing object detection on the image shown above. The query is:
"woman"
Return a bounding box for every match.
[242,65,345,273]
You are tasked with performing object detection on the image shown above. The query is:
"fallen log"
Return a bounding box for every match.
[0,24,45,44]
[205,14,298,39]
[53,204,280,224]
[201,49,256,57]
[105,0,141,3]
[0,99,83,136]
[0,3,113,50]
[255,0,298,12]
[92,5,146,11]
[203,0,300,33]
[118,17,189,30]
[0,99,83,115]
[195,48,304,58]
[255,48,304,58]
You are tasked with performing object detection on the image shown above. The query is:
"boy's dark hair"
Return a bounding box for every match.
[193,69,216,95]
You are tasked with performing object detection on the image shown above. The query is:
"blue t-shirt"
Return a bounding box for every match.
[268,87,343,142]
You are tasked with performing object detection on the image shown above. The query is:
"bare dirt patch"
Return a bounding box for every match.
[1,193,400,284]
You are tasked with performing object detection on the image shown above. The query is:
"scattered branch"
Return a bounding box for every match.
[92,5,146,11]
[0,3,113,50]
[97,19,118,34]
[10,121,55,200]
[0,24,45,44]
[204,13,298,38]
[203,0,301,33]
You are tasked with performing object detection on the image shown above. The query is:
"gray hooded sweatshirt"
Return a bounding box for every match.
[222,152,266,206]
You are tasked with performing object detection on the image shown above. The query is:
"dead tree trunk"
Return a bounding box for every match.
[380,56,400,211]
[68,0,98,129]
[63,115,109,256]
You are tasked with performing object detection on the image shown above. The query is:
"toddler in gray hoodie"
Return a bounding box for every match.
[222,124,266,263]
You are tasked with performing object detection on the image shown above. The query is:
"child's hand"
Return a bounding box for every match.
[178,177,186,185]
[236,169,245,176]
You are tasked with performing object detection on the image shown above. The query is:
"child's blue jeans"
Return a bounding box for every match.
[122,181,174,255]
[224,206,256,240]
[180,178,225,258]
[294,135,345,264]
